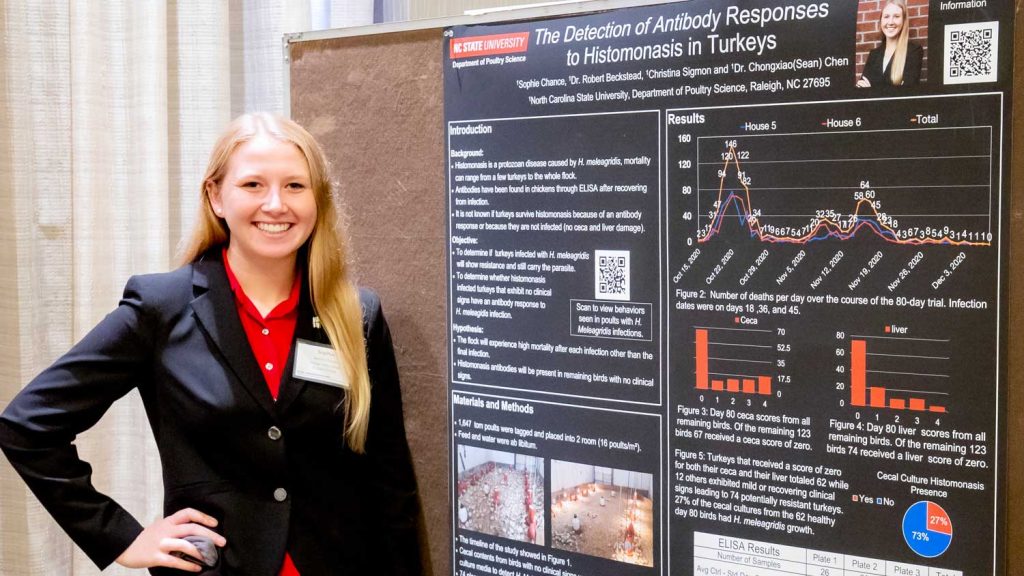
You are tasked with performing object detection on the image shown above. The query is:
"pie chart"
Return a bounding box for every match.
[902,500,952,557]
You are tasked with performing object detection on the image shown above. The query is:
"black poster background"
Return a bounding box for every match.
[445,1,1012,575]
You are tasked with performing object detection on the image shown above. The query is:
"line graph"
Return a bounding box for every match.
[667,96,1002,258]
[694,128,993,246]
[665,96,1003,297]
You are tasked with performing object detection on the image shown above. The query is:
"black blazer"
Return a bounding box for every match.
[0,252,422,575]
[861,41,923,87]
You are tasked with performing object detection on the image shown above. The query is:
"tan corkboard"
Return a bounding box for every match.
[290,28,448,576]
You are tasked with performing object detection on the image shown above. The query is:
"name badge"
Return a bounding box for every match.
[293,339,349,388]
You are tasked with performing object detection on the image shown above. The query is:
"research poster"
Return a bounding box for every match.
[445,1,1011,575]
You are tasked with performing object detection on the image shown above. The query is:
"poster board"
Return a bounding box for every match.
[287,3,1023,575]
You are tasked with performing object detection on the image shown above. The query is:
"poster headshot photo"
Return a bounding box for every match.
[855,0,930,88]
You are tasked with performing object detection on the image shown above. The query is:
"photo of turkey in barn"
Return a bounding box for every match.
[457,445,546,545]
[550,461,654,566]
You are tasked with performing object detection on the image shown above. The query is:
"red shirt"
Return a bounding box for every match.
[223,249,300,400]
[223,249,302,576]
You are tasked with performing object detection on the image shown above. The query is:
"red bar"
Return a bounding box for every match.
[889,399,906,409]
[929,406,947,413]
[758,376,771,395]
[742,379,756,394]
[909,398,926,411]
[696,329,709,390]
[727,379,740,392]
[851,340,867,407]
[711,380,724,391]
[869,387,886,408]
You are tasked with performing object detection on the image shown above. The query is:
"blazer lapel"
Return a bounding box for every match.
[190,257,279,418]
[275,288,321,413]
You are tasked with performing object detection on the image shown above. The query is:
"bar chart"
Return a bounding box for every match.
[694,326,779,397]
[845,330,950,413]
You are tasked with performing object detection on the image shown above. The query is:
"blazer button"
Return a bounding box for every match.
[274,488,288,502]
[267,426,282,441]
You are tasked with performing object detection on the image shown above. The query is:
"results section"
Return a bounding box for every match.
[666,94,1001,575]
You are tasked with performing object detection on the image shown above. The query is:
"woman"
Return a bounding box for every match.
[0,114,422,575]
[857,0,923,88]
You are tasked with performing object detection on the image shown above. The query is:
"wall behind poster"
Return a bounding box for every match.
[288,4,1024,576]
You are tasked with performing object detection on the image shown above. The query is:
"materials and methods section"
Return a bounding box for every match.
[452,392,662,575]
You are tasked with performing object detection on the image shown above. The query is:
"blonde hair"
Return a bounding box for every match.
[880,0,911,85]
[178,113,372,453]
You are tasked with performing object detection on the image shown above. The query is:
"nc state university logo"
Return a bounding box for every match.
[449,32,530,59]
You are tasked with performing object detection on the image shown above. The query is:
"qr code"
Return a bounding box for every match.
[595,250,630,301]
[944,22,999,84]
